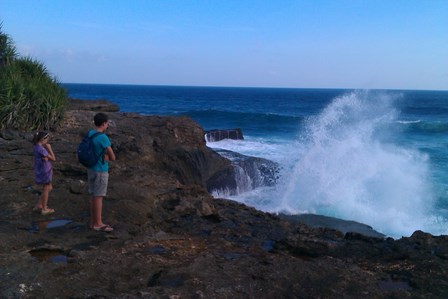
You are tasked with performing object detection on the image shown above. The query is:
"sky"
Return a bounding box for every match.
[1,0,447,90]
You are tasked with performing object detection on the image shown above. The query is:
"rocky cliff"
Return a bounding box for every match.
[0,100,447,298]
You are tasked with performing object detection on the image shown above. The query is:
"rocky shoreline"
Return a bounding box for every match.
[1,99,447,298]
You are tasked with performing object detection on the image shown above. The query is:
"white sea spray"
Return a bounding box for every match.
[278,91,438,237]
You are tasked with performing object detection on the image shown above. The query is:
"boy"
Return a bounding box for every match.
[88,112,116,232]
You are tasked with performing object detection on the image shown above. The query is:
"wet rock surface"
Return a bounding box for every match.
[1,99,448,298]
[281,213,386,239]
[207,149,280,195]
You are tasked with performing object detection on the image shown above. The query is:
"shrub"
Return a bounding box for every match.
[0,23,17,67]
[0,23,67,130]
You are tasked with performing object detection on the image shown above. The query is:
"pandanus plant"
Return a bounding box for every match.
[0,23,67,130]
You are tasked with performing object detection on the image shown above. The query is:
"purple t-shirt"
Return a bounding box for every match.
[33,144,53,184]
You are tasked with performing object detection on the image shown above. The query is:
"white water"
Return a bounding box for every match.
[208,91,446,238]
[279,91,436,237]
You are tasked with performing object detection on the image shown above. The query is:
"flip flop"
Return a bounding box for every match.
[41,208,55,215]
[93,225,113,232]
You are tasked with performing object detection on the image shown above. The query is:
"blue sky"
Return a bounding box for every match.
[1,0,447,90]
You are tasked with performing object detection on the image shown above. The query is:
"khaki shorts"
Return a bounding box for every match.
[88,169,109,197]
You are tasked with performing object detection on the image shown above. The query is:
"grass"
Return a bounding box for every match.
[0,23,67,131]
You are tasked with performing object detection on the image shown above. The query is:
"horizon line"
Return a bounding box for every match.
[60,82,448,92]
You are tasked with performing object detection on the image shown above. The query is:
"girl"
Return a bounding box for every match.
[32,131,56,215]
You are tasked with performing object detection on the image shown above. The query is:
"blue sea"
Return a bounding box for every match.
[63,83,448,238]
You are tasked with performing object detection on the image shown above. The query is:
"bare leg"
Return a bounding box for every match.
[38,184,53,211]
[89,197,94,228]
[90,196,104,228]
[35,193,44,210]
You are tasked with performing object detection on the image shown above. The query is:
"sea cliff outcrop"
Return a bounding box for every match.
[0,99,447,298]
[207,148,279,196]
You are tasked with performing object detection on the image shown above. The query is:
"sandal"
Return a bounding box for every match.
[41,208,55,216]
[93,225,114,232]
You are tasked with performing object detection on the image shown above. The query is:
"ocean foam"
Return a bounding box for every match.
[206,90,448,238]
[276,91,441,237]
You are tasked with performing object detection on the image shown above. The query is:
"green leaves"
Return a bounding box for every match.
[0,22,17,67]
[0,23,67,130]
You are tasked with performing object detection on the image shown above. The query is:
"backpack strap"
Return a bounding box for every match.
[89,131,104,139]
[89,131,105,163]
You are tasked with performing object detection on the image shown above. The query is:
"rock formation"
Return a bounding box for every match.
[207,148,279,196]
[0,99,447,298]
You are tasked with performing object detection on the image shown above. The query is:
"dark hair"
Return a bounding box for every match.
[94,113,108,127]
[32,131,49,145]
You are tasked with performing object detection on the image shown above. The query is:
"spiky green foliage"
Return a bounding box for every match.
[0,22,17,67]
[0,23,67,130]
[0,58,67,130]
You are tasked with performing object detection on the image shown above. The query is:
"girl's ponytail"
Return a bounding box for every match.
[32,131,49,145]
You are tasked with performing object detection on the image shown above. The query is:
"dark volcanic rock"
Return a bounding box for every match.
[1,99,447,298]
[67,98,120,112]
[207,149,280,195]
[281,213,385,239]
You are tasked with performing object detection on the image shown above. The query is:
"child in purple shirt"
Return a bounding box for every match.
[32,132,56,215]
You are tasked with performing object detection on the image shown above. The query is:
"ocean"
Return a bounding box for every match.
[62,83,448,238]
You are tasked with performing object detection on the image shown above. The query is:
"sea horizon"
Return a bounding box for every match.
[62,82,448,93]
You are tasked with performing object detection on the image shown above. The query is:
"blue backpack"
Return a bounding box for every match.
[77,132,104,167]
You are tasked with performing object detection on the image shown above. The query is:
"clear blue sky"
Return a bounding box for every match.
[1,0,447,90]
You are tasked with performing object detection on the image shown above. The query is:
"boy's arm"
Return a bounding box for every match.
[104,146,116,161]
